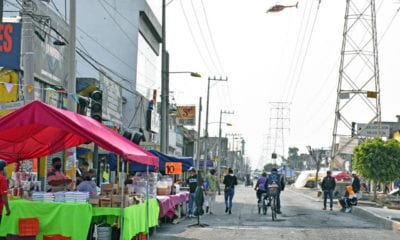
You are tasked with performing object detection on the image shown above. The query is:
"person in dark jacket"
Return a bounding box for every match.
[321,170,336,211]
[223,168,237,214]
[186,167,198,218]
[351,171,361,194]
[266,168,285,214]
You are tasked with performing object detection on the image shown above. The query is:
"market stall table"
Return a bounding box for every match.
[92,199,159,240]
[156,191,189,219]
[0,198,160,240]
[0,199,92,239]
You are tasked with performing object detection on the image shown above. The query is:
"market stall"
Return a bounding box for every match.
[0,199,159,240]
[156,191,189,219]
[0,100,159,239]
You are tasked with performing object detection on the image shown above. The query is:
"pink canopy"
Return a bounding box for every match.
[0,100,158,167]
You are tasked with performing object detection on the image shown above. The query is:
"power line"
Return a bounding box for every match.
[288,1,320,104]
[285,0,318,103]
[179,0,212,73]
[280,0,310,102]
[189,0,219,74]
[47,0,159,89]
[200,0,225,75]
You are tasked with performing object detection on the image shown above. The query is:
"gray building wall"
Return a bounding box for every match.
[73,0,161,131]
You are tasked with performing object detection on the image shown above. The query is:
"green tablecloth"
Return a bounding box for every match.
[1,199,160,240]
[0,199,92,239]
[92,199,160,240]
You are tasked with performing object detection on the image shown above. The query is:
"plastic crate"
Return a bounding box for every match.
[43,235,71,240]
[6,235,36,240]
[18,218,39,236]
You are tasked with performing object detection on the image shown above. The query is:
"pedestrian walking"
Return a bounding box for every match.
[223,168,237,214]
[186,167,198,217]
[205,169,219,214]
[0,160,11,223]
[321,170,336,211]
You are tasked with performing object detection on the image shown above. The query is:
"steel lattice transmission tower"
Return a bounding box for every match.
[268,102,290,165]
[331,0,381,160]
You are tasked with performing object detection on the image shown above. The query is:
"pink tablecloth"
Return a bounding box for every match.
[156,191,189,218]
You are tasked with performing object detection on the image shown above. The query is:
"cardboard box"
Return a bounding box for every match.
[100,197,111,207]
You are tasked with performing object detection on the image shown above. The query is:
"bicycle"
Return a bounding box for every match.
[257,192,268,215]
[268,183,279,221]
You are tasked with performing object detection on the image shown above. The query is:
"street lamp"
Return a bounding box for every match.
[169,71,202,78]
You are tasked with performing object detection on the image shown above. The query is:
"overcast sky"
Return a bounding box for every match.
[164,0,400,169]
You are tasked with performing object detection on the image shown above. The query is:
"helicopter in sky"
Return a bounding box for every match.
[266,2,299,13]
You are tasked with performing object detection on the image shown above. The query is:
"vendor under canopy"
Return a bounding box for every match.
[47,157,72,192]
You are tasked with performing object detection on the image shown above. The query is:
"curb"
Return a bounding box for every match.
[352,206,400,235]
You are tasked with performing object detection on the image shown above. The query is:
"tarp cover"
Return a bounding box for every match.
[126,150,194,172]
[0,100,158,167]
[278,166,296,178]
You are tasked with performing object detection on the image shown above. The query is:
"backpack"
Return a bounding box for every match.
[268,173,281,188]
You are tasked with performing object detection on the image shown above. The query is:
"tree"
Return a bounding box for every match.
[287,147,302,170]
[307,147,326,189]
[353,137,400,200]
[263,163,279,173]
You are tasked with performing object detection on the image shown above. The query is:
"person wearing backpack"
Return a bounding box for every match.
[321,170,336,211]
[266,168,285,214]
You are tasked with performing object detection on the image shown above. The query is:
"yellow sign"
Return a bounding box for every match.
[0,69,19,117]
[165,162,182,175]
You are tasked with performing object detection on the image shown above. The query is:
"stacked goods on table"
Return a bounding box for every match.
[156,176,172,196]
[31,192,89,203]
[96,183,141,208]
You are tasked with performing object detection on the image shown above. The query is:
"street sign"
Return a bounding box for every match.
[165,162,182,174]
[338,137,359,155]
[0,100,24,111]
[357,123,390,137]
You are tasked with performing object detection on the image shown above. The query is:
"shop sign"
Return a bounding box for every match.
[165,162,182,174]
[176,105,196,126]
[0,23,22,70]
[0,100,24,111]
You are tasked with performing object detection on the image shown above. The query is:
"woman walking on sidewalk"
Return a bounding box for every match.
[223,168,238,214]
[205,169,219,214]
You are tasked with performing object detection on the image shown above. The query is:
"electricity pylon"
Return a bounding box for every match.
[331,0,381,161]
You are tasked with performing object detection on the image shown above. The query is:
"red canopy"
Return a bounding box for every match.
[0,100,158,167]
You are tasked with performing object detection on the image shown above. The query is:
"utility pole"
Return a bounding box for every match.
[195,97,202,170]
[160,0,169,154]
[226,133,241,171]
[67,0,76,112]
[22,0,34,102]
[331,0,381,163]
[203,76,228,175]
[217,110,234,193]
[0,0,3,22]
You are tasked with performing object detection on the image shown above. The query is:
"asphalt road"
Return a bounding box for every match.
[151,184,399,240]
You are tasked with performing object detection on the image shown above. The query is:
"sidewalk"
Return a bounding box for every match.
[290,186,400,235]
